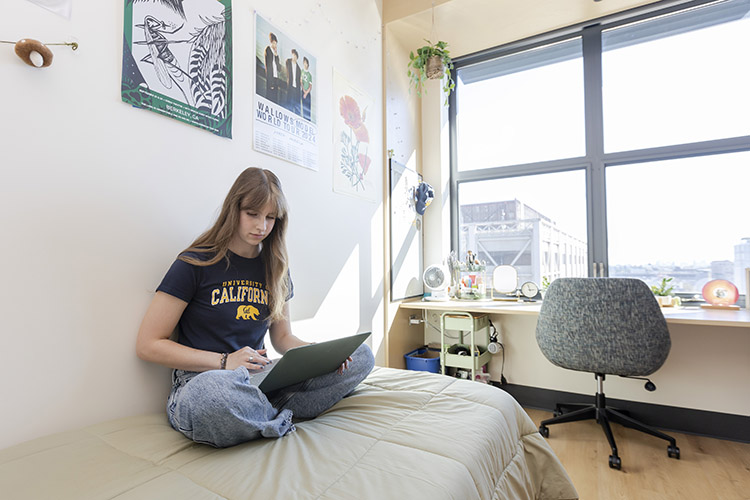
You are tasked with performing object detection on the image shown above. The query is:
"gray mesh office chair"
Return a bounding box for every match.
[535,277,680,470]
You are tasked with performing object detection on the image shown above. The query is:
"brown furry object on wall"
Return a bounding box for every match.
[14,38,53,67]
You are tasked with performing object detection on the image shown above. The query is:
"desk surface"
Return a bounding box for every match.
[399,298,750,328]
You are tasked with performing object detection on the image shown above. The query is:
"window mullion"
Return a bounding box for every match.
[582,25,608,277]
[449,69,459,254]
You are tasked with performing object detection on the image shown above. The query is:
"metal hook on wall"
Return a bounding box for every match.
[1,38,78,68]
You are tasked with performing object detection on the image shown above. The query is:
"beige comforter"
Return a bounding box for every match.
[0,367,577,499]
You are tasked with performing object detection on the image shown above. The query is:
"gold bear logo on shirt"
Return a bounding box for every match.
[236,304,260,320]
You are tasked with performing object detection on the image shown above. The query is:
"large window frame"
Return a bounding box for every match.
[448,0,750,282]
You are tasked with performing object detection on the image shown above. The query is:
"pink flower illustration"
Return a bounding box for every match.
[353,124,369,144]
[358,153,371,174]
[338,94,371,192]
[339,95,362,129]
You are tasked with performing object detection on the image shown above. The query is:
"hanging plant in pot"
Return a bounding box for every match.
[407,39,455,105]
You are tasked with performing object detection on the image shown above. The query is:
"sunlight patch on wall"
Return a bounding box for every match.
[371,201,384,297]
[291,244,361,343]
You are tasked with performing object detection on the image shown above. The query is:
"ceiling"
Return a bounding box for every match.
[386,0,664,58]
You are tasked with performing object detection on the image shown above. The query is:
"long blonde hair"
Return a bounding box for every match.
[180,168,290,322]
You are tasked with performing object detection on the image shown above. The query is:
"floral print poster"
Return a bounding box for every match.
[332,70,376,202]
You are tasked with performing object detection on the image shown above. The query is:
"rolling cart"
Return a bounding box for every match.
[440,311,491,381]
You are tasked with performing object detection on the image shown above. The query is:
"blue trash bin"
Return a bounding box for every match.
[404,346,441,373]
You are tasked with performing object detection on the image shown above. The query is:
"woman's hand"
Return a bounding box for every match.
[226,346,270,372]
[337,356,353,374]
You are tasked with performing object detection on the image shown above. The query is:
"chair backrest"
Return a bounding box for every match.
[535,278,671,377]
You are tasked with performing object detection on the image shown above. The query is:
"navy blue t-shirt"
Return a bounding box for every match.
[156,251,293,353]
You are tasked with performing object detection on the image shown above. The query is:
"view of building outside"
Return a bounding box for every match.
[459,199,587,290]
[459,189,750,298]
[458,172,588,292]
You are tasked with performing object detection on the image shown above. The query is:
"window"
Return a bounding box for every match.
[606,151,750,295]
[457,39,585,170]
[450,0,750,299]
[602,1,750,152]
[458,171,588,287]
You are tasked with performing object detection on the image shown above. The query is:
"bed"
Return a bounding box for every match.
[0,367,578,499]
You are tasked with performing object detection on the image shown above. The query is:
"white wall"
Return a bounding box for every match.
[0,0,383,450]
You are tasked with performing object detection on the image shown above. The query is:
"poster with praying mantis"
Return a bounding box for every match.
[121,0,233,138]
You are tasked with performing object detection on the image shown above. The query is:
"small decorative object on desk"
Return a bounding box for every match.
[422,264,450,301]
[455,251,487,300]
[651,277,678,307]
[520,281,541,300]
[446,250,460,298]
[701,279,740,310]
[540,276,552,300]
[491,265,519,301]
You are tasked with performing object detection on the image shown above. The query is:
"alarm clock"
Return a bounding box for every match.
[520,281,541,300]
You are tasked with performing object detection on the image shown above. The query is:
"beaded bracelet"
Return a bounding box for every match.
[220,352,228,370]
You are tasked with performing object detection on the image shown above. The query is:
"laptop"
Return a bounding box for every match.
[249,331,371,393]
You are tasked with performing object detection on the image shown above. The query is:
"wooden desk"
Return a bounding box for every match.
[390,298,750,434]
[399,298,750,328]
[389,298,750,369]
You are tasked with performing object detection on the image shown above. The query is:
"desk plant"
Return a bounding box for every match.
[541,276,551,299]
[651,277,679,307]
[407,39,455,105]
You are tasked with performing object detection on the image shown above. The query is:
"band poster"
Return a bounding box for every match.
[121,0,233,138]
[254,13,318,170]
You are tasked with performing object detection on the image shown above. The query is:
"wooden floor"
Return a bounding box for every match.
[524,408,750,500]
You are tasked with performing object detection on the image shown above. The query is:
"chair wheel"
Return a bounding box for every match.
[668,445,680,459]
[539,425,549,438]
[553,409,562,417]
[609,455,622,470]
